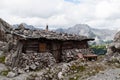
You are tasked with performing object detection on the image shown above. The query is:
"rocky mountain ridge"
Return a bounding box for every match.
[13,23,37,30]
[56,24,117,45]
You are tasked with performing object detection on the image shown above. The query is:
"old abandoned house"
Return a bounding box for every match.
[11,24,97,63]
[0,18,97,70]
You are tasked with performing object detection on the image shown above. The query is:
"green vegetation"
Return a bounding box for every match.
[70,65,86,73]
[0,70,10,76]
[0,56,5,63]
[90,45,107,55]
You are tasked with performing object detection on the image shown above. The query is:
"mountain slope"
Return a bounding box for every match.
[0,18,13,41]
[56,24,117,45]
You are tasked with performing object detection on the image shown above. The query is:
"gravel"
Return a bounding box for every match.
[87,68,120,80]
[0,63,8,72]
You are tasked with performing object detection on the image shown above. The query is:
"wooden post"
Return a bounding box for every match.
[12,41,23,68]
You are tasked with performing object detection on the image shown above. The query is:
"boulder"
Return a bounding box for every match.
[106,31,120,63]
[7,71,16,78]
[0,51,3,56]
[30,64,37,70]
[0,63,8,73]
[114,31,120,42]
[18,68,25,74]
[58,72,64,79]
[114,43,120,49]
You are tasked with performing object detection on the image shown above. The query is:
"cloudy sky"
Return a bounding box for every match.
[0,0,120,29]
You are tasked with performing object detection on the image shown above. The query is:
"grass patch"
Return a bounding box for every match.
[0,56,5,63]
[0,70,10,76]
[70,65,86,73]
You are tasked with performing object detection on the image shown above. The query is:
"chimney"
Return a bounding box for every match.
[46,24,48,32]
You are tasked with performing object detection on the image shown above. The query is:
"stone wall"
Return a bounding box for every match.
[5,52,56,72]
[5,48,94,73]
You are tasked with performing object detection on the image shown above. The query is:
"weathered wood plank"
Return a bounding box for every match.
[12,41,23,68]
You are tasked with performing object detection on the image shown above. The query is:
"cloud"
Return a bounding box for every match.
[0,0,63,18]
[95,0,120,19]
[0,0,120,29]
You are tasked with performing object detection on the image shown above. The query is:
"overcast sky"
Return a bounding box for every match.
[0,0,120,29]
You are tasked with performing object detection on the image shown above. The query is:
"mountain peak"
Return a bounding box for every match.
[13,23,36,30]
[56,24,117,45]
[18,23,26,30]
[73,24,90,28]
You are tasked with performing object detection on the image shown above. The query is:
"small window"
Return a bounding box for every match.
[39,43,46,52]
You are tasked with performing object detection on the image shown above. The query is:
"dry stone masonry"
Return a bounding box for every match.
[5,52,56,73]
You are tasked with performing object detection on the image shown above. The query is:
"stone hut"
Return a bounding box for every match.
[11,24,96,62]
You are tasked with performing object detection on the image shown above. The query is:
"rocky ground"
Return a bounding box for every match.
[0,60,119,80]
[0,39,120,80]
[87,68,120,80]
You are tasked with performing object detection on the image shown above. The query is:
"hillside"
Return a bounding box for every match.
[56,24,117,45]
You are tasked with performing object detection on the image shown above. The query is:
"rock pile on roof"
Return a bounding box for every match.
[13,24,93,41]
